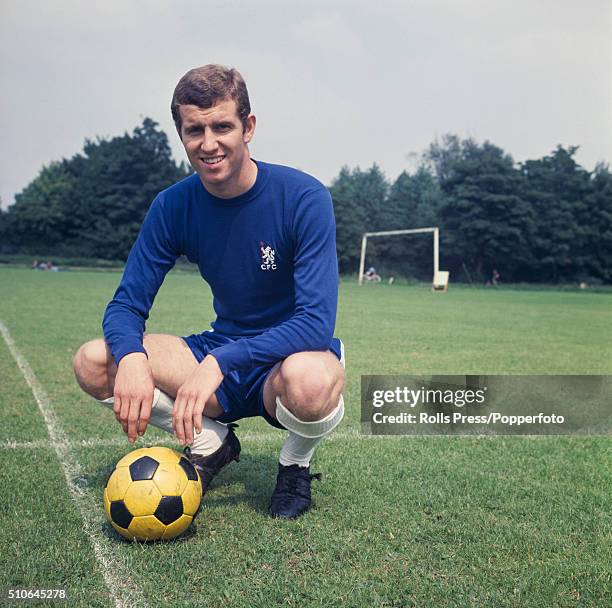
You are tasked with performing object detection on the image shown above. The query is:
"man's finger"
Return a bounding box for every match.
[113,395,121,417]
[120,396,130,435]
[114,395,122,422]
[193,399,206,435]
[127,398,140,443]
[184,399,196,445]
[115,395,128,434]
[172,395,182,435]
[138,393,153,436]
[174,395,186,444]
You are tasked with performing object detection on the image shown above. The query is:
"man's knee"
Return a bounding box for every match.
[278,352,344,421]
[73,338,105,375]
[73,339,113,398]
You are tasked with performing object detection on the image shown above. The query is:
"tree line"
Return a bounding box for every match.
[331,136,611,284]
[1,121,610,284]
[0,119,189,260]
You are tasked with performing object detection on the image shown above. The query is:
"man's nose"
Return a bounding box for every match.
[200,130,217,153]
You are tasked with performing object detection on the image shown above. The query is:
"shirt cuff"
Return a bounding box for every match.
[112,340,147,366]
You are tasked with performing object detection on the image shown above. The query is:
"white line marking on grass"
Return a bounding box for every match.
[0,320,148,608]
[0,438,143,450]
[0,438,59,450]
[0,428,412,451]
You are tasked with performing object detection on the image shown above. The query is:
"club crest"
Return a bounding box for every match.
[260,241,277,270]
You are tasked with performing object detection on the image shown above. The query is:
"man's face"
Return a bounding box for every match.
[179,99,256,197]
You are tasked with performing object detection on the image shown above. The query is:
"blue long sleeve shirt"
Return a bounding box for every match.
[102,160,339,375]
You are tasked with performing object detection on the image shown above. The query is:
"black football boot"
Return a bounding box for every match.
[268,463,321,519]
[184,423,241,495]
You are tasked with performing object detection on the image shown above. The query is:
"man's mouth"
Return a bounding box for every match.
[200,155,225,165]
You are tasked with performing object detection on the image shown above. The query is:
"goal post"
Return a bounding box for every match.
[358,227,446,287]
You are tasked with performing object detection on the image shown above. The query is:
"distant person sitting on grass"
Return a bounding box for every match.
[72,64,345,519]
[364,267,381,282]
[32,259,57,271]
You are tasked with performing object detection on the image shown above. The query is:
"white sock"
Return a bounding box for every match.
[276,395,344,468]
[97,387,228,456]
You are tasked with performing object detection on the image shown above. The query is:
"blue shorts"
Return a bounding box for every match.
[182,330,344,429]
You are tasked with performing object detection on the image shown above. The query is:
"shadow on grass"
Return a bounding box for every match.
[72,462,115,492]
[88,450,280,520]
[202,451,279,514]
[100,520,201,545]
[96,453,281,547]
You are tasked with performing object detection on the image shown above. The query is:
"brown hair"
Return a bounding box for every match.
[171,64,251,134]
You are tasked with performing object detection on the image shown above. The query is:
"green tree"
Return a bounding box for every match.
[68,117,189,258]
[3,161,76,253]
[0,206,7,253]
[329,164,388,274]
[425,134,467,185]
[582,163,612,283]
[372,167,443,279]
[519,146,590,282]
[429,138,535,281]
[5,118,189,259]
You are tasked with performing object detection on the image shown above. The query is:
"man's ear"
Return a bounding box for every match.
[176,105,186,143]
[243,114,256,143]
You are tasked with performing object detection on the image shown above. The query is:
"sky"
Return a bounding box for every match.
[1,0,611,209]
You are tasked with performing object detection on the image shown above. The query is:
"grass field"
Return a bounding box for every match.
[0,266,610,607]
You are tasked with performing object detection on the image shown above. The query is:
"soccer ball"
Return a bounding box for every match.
[103,446,202,541]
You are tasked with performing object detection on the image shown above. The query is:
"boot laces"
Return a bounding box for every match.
[274,466,321,501]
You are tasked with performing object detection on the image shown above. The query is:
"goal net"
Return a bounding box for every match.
[358,227,447,288]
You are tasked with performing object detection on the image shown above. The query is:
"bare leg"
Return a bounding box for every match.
[262,350,345,468]
[262,350,345,422]
[73,334,224,417]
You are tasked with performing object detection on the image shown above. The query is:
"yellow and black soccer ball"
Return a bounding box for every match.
[103,446,202,541]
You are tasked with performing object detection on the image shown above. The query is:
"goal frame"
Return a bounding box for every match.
[357,227,440,285]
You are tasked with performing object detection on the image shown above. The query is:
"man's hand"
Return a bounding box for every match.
[173,355,224,446]
[113,352,155,443]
